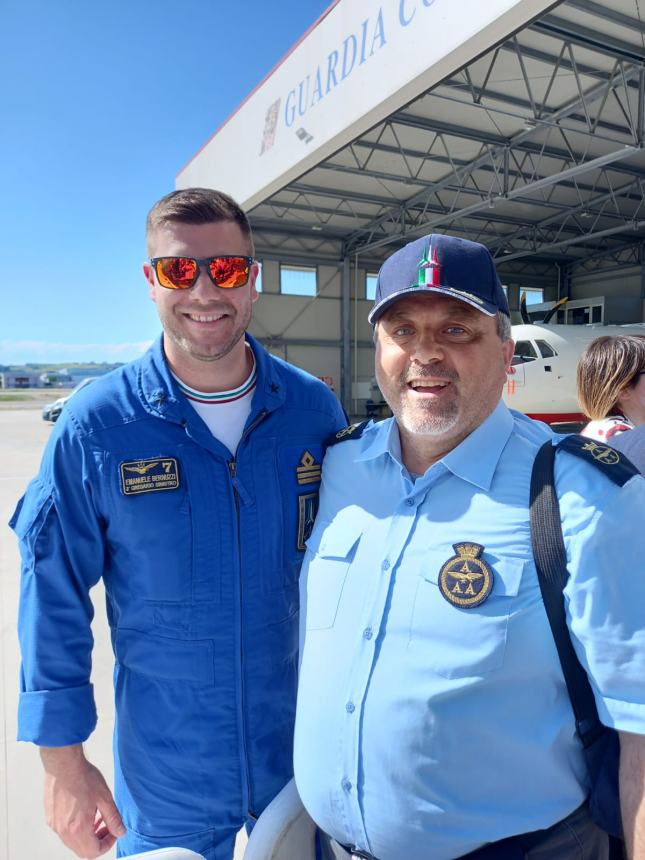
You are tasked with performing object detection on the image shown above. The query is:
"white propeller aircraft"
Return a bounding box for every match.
[504,297,645,425]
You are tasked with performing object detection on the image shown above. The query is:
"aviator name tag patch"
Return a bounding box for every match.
[439,542,494,608]
[120,458,180,496]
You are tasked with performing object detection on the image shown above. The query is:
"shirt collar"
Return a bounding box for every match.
[356,418,399,463]
[357,402,513,491]
[441,402,514,490]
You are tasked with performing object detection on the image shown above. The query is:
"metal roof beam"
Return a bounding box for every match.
[501,220,645,262]
[341,140,641,256]
[430,82,635,142]
[250,217,347,242]
[255,197,383,223]
[343,59,644,255]
[487,175,645,254]
[565,0,645,33]
[287,181,402,208]
[534,15,645,63]
[398,145,639,237]
[315,152,645,211]
[367,113,645,179]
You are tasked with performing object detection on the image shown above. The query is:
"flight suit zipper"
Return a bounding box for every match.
[228,407,268,818]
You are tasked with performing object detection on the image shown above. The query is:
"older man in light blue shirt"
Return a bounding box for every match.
[294,234,645,860]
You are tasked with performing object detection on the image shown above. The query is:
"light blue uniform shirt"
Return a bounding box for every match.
[295,403,645,860]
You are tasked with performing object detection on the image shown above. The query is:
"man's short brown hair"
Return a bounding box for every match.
[146,187,254,255]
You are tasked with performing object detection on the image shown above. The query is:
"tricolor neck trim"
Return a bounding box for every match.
[173,352,257,405]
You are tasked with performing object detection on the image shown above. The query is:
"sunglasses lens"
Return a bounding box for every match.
[209,256,250,289]
[156,257,198,289]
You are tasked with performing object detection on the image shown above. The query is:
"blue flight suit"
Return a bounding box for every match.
[11,333,345,859]
[295,403,645,860]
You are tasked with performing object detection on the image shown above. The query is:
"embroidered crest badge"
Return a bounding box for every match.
[297,492,319,551]
[438,542,494,608]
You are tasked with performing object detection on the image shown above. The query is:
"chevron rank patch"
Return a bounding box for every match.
[120,458,180,496]
[439,543,494,608]
[297,451,322,485]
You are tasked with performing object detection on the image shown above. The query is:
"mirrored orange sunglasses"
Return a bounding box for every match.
[150,255,254,290]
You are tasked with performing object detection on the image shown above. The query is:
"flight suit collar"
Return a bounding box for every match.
[138,332,286,424]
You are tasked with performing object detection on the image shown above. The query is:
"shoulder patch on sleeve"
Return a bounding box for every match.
[326,420,370,446]
[556,434,638,486]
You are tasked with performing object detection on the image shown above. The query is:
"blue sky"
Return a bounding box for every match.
[1,0,330,365]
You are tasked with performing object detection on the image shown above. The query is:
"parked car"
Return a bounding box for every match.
[42,377,96,422]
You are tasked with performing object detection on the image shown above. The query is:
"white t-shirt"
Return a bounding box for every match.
[172,352,257,455]
[580,414,634,442]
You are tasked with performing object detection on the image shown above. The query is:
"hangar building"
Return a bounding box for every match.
[177,0,645,417]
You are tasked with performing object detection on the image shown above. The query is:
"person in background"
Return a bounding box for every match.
[295,233,645,860]
[11,187,346,860]
[576,334,645,441]
[611,424,645,474]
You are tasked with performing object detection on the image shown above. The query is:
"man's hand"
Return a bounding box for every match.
[40,745,126,859]
[620,731,645,860]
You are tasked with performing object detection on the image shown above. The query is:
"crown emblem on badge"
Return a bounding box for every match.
[454,543,482,559]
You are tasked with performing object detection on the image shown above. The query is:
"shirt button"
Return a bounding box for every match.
[406,498,415,506]
[342,778,352,792]
[363,627,373,640]
[346,701,355,713]
[382,559,390,571]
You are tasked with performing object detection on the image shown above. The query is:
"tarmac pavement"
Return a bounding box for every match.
[0,407,247,860]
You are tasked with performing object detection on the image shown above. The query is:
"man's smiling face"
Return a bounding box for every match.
[144,220,258,369]
[375,292,514,454]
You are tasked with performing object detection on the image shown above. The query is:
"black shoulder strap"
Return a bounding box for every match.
[556,434,638,486]
[529,441,605,749]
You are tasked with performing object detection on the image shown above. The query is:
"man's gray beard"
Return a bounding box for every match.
[396,399,460,437]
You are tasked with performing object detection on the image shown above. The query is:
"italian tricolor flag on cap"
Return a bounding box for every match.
[417,243,441,287]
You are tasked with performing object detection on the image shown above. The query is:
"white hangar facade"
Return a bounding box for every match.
[178,0,645,415]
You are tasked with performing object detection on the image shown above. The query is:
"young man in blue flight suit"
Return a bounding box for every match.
[11,187,346,859]
[295,234,645,860]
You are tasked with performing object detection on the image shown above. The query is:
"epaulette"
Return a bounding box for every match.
[556,434,638,486]
[326,420,370,446]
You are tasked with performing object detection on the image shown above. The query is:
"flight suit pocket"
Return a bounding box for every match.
[304,524,361,630]
[104,451,194,602]
[10,478,53,540]
[114,627,214,685]
[411,556,526,678]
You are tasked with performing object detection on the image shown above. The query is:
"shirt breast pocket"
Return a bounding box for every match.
[304,524,361,631]
[411,556,526,678]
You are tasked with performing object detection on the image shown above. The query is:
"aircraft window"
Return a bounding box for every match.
[511,340,538,364]
[536,339,556,358]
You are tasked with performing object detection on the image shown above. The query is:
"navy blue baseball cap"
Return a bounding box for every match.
[368,234,510,324]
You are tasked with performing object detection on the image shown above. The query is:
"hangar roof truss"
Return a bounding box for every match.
[249,0,645,286]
